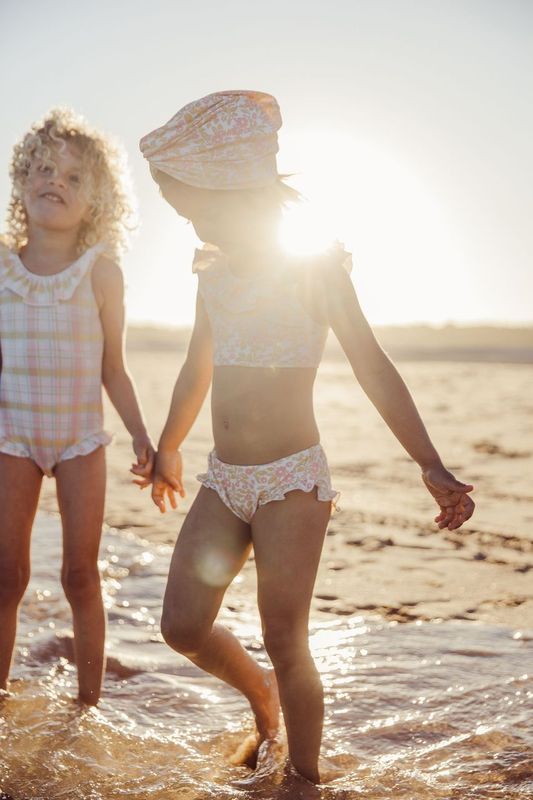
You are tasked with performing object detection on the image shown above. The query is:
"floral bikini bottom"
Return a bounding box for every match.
[196,443,338,524]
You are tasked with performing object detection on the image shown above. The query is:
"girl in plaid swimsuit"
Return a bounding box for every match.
[0,109,154,705]
[139,91,475,786]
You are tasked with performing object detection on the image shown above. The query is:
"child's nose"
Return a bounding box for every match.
[48,173,66,189]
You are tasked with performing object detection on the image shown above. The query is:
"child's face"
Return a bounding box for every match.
[23,141,91,235]
[154,170,275,248]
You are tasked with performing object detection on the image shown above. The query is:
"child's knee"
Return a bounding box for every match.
[61,565,101,604]
[0,562,30,605]
[263,619,309,668]
[160,608,209,656]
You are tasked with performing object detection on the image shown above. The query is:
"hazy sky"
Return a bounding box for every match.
[1,0,532,326]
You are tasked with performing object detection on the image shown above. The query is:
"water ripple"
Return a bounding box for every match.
[1,514,531,799]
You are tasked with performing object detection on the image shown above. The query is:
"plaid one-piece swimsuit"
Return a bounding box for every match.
[0,243,111,476]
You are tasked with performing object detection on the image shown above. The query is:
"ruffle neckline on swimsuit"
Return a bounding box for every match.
[191,242,352,320]
[192,242,352,276]
[0,242,104,306]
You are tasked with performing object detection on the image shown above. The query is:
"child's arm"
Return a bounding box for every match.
[323,264,474,531]
[152,291,213,513]
[92,258,155,483]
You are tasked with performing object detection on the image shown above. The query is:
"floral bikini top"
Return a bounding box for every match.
[193,244,352,368]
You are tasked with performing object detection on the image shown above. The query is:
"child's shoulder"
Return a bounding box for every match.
[91,250,124,294]
[92,252,122,276]
[291,243,353,293]
[305,242,352,275]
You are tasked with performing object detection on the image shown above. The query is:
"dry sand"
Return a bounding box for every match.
[40,325,533,629]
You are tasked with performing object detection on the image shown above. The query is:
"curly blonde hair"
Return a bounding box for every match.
[4,107,135,259]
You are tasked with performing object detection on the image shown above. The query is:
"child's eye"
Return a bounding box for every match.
[38,164,54,174]
[69,174,81,185]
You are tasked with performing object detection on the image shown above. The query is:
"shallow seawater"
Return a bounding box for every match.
[1,514,532,800]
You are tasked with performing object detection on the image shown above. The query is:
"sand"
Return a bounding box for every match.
[39,325,533,629]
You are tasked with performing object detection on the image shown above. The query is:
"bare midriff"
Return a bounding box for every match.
[211,366,320,465]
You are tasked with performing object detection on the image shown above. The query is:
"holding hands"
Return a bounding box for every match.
[130,433,156,489]
[132,445,185,512]
[421,463,475,531]
[150,449,186,513]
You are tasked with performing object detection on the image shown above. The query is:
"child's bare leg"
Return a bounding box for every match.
[55,447,106,705]
[0,454,42,690]
[161,487,280,740]
[252,489,331,785]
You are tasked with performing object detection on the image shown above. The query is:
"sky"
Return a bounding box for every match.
[1,0,532,327]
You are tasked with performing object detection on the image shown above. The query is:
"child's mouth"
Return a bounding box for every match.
[41,192,65,205]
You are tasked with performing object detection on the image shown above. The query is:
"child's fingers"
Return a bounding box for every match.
[442,494,475,530]
[131,463,152,477]
[456,495,475,525]
[151,481,167,513]
[151,478,181,512]
[167,476,185,496]
[167,488,177,510]
[132,477,151,488]
[154,497,166,513]
[436,504,454,528]
[131,463,151,475]
[442,478,474,494]
[136,446,148,466]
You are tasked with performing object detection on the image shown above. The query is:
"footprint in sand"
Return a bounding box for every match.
[326,560,348,571]
[317,600,357,615]
[472,440,530,458]
[346,536,394,551]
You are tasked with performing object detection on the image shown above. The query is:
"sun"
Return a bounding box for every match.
[279,200,338,257]
[278,130,459,324]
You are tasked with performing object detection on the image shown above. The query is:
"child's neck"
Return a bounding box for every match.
[20,226,82,275]
[217,224,282,264]
[222,241,283,277]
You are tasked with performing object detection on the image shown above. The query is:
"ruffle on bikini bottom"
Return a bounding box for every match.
[0,430,112,476]
[0,438,31,460]
[60,430,113,462]
[197,444,340,523]
[256,478,339,509]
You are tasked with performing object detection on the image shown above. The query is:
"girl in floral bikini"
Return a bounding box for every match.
[0,108,154,705]
[139,91,474,784]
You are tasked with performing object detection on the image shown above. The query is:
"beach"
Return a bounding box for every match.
[3,324,532,799]
[39,323,533,628]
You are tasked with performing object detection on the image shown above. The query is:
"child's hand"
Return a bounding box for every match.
[151,449,186,513]
[130,434,156,488]
[422,464,475,531]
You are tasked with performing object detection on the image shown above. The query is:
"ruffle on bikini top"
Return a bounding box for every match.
[191,242,352,319]
[192,241,352,274]
[0,242,104,306]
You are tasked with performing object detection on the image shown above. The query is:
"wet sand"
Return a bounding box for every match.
[4,513,532,799]
[5,325,533,799]
[38,324,533,629]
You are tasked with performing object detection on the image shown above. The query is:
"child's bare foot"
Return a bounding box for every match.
[281,759,322,796]
[253,667,280,742]
[230,738,284,788]
[229,668,280,768]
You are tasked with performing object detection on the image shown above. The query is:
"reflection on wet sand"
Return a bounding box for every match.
[1,515,531,799]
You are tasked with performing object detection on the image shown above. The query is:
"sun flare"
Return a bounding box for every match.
[279,202,338,257]
[279,130,459,324]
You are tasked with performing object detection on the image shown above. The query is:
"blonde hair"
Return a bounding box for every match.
[4,107,135,259]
